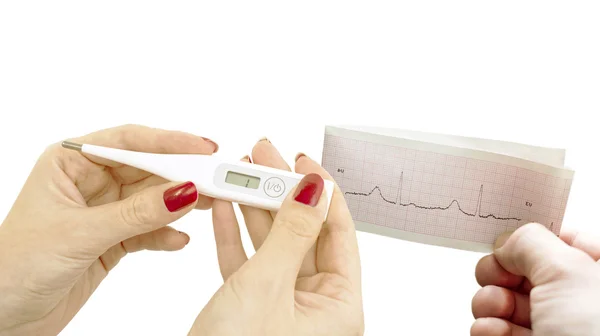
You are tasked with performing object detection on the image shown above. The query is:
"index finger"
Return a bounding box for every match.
[65,124,218,183]
[71,124,218,164]
[559,229,600,261]
[294,153,361,285]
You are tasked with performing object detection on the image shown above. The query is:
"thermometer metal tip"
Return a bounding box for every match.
[61,141,83,151]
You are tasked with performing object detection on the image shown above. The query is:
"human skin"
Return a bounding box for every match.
[0,127,365,336]
[471,223,600,336]
[0,124,218,335]
[187,139,365,335]
[6,124,599,336]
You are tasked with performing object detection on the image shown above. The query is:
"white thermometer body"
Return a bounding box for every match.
[65,142,335,214]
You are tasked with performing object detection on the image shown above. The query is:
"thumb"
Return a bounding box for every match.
[251,173,328,283]
[80,181,198,248]
[494,222,595,286]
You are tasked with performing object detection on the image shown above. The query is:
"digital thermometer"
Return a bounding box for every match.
[61,141,335,215]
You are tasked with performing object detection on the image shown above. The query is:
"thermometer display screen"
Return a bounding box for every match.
[225,171,260,189]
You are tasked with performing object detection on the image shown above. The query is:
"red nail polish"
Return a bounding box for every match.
[294,173,324,206]
[164,182,198,212]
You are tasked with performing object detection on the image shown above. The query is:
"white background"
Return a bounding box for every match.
[1,1,599,335]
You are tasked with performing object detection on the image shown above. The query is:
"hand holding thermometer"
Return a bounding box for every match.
[61,141,335,215]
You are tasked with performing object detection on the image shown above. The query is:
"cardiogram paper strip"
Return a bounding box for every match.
[321,126,574,252]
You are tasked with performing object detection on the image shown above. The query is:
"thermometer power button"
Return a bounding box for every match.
[264,177,286,198]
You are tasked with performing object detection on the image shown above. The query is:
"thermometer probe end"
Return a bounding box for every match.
[61,141,83,152]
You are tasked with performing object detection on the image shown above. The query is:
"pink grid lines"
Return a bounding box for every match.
[321,134,572,245]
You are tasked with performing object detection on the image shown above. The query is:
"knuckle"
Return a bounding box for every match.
[277,211,320,239]
[115,123,147,142]
[556,247,592,273]
[113,127,130,147]
[119,194,153,228]
[534,251,579,281]
[513,223,585,279]
[515,222,545,237]
[118,123,140,131]
[40,142,64,162]
[509,222,545,249]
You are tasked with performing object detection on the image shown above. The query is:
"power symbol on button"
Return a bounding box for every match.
[264,177,285,198]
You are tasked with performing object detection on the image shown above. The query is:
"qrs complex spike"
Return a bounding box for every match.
[345,172,522,221]
[321,125,574,251]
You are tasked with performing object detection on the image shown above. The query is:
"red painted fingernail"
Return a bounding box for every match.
[164,182,198,212]
[293,173,324,206]
[242,155,252,163]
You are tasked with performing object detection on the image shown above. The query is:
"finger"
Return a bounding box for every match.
[73,181,199,252]
[475,254,533,295]
[559,229,600,261]
[519,279,533,293]
[66,124,218,184]
[251,137,291,219]
[494,223,596,286]
[212,199,248,280]
[249,142,318,276]
[475,254,524,288]
[123,226,190,252]
[472,285,531,328]
[97,226,190,272]
[122,175,213,210]
[294,153,361,284]
[471,318,531,336]
[250,173,328,285]
[251,137,291,174]
[236,155,273,250]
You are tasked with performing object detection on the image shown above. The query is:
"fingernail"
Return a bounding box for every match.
[202,137,219,153]
[258,136,270,143]
[294,173,324,206]
[242,155,252,163]
[164,182,198,212]
[494,230,514,249]
[295,152,306,162]
[179,231,190,245]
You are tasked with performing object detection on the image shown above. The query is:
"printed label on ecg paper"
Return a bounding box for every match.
[321,125,574,252]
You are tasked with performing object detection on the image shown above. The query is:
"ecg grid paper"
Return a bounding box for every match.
[321,126,574,251]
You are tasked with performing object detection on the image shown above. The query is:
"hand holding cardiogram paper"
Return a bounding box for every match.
[0,124,599,336]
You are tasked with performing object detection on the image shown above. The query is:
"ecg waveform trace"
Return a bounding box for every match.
[321,132,572,245]
[345,172,523,222]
